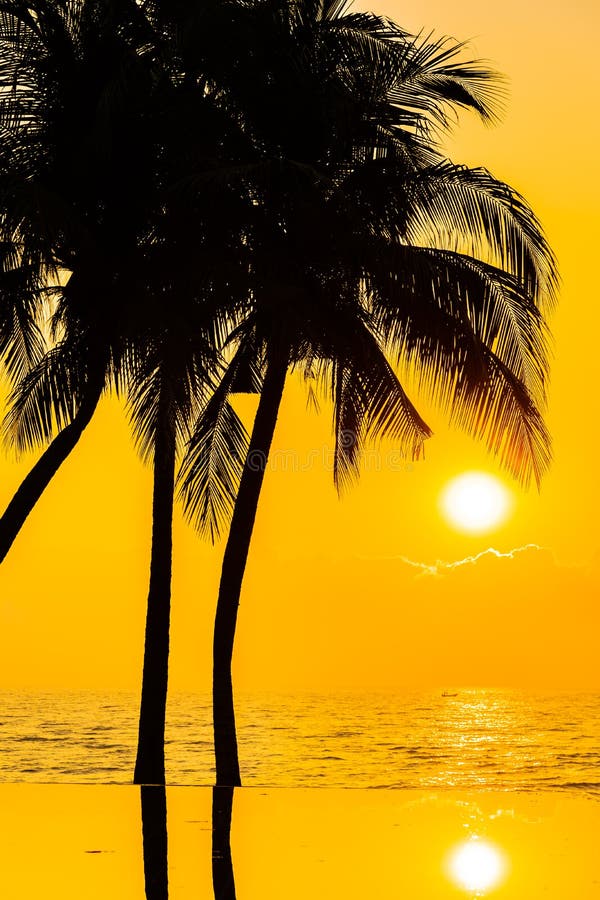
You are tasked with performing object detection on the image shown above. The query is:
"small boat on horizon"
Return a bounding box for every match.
[441,691,459,697]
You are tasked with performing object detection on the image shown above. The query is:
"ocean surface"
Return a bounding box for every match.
[0,689,599,796]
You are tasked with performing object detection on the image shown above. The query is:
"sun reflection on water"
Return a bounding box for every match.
[447,837,507,895]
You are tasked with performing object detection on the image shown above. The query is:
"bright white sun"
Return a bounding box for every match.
[448,839,506,893]
[440,472,512,533]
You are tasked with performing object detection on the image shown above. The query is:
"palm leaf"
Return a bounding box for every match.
[404,162,558,304]
[0,250,46,381]
[2,340,82,452]
[366,242,551,405]
[365,243,551,485]
[178,339,261,541]
[388,34,505,130]
[126,335,214,465]
[449,347,551,487]
[325,316,431,489]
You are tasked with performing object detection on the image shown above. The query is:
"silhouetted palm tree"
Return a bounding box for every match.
[0,0,252,784]
[0,0,179,787]
[129,301,247,785]
[179,0,557,786]
[0,0,163,558]
[125,13,258,782]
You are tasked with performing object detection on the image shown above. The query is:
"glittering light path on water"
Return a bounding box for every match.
[0,689,599,794]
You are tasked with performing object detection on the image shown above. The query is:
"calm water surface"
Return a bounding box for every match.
[0,690,598,795]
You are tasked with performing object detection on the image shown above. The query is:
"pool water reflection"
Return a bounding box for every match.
[1,785,599,898]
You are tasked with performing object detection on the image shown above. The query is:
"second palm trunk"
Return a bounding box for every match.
[213,348,288,786]
[134,385,177,785]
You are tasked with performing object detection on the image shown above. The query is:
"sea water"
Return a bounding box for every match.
[0,689,598,795]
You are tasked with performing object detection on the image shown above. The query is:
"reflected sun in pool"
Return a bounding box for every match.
[447,838,507,894]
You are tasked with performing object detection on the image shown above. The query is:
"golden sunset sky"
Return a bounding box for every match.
[0,0,598,693]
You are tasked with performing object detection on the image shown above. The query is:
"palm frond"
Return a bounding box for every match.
[327,317,431,490]
[388,34,505,131]
[448,347,551,487]
[2,340,81,452]
[329,10,407,38]
[366,242,551,405]
[0,297,45,382]
[404,162,558,304]
[126,336,213,465]
[178,340,261,541]
[0,251,46,381]
[126,348,170,465]
[364,243,551,485]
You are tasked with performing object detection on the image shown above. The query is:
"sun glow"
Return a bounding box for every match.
[440,472,512,533]
[448,838,507,894]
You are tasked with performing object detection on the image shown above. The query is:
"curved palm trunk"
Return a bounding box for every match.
[134,386,176,785]
[0,372,104,564]
[213,350,288,786]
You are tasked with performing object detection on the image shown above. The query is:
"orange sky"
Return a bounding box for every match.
[0,0,598,693]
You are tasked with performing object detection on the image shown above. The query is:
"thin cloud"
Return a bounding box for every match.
[396,544,546,578]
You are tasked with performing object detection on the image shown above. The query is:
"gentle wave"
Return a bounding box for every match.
[0,689,599,797]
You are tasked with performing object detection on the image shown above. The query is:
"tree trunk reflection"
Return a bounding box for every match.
[141,785,168,900]
[212,786,236,900]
